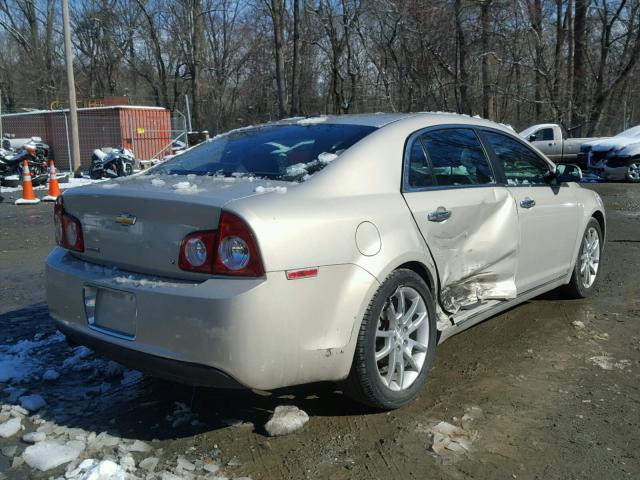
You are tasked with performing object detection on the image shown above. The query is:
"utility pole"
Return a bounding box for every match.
[62,0,81,176]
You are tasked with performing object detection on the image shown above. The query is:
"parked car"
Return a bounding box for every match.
[519,123,604,166]
[46,113,605,409]
[579,125,640,182]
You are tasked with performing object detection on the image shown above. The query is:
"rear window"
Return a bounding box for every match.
[152,123,376,180]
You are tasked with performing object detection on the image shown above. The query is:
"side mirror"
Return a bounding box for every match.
[528,134,537,142]
[556,163,583,183]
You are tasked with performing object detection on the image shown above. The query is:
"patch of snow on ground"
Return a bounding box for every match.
[589,355,632,371]
[417,406,483,456]
[0,174,107,193]
[264,405,309,436]
[0,333,64,382]
[22,439,84,471]
[0,417,22,438]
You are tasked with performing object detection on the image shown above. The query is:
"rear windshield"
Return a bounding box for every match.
[152,123,377,181]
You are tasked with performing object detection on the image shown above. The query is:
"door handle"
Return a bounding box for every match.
[520,197,536,209]
[428,207,451,222]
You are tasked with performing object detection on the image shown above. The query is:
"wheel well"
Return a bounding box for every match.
[592,210,605,239]
[397,261,435,293]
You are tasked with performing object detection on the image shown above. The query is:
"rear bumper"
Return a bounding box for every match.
[45,248,377,390]
[58,322,243,388]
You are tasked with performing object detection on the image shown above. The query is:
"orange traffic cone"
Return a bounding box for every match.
[43,160,61,202]
[14,160,40,205]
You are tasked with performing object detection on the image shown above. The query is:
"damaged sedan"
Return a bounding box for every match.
[580,125,640,182]
[45,113,606,409]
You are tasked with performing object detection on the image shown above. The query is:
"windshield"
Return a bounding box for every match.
[615,125,640,138]
[152,123,377,180]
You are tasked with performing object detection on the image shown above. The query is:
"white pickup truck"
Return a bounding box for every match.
[519,123,604,166]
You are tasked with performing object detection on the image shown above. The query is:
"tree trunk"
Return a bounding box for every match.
[290,0,300,116]
[480,0,492,119]
[455,0,471,114]
[270,0,287,118]
[572,0,587,136]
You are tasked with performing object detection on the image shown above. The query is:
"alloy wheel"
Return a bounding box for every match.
[579,226,600,289]
[375,286,429,391]
[627,162,640,181]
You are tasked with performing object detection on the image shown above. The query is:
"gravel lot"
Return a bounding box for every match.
[0,182,639,479]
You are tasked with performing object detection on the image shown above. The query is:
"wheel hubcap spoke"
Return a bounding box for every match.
[375,285,429,392]
[579,226,600,288]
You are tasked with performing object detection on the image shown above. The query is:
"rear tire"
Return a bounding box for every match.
[346,269,437,410]
[562,218,603,298]
[625,158,640,183]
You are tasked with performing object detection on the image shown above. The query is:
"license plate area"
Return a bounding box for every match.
[84,285,137,340]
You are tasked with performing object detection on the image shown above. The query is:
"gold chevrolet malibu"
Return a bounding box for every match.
[46,113,605,409]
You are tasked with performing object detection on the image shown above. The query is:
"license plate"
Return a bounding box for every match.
[84,286,137,339]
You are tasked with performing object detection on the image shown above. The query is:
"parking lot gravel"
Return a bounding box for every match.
[0,183,639,479]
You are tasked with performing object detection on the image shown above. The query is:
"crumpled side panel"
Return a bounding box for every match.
[430,188,519,315]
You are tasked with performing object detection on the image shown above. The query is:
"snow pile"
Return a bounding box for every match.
[101,183,120,189]
[0,333,64,383]
[22,440,84,471]
[421,406,483,456]
[264,405,309,436]
[172,181,204,194]
[0,417,22,438]
[0,174,106,193]
[254,185,287,194]
[297,116,328,125]
[588,355,632,371]
[112,275,189,289]
[75,459,127,480]
[151,178,166,187]
[317,152,338,164]
[22,431,46,443]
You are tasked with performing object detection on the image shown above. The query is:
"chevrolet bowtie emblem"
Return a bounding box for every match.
[115,213,136,226]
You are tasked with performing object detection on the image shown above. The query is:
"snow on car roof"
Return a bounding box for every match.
[277,112,512,129]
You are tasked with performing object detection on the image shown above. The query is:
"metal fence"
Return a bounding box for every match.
[0,106,188,172]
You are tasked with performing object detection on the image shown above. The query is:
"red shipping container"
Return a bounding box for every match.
[1,106,172,171]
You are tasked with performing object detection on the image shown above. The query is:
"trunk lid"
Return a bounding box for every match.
[62,174,287,279]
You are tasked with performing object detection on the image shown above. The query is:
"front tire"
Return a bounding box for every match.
[563,218,603,298]
[346,269,437,409]
[625,159,640,183]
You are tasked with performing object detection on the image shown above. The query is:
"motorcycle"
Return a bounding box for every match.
[89,148,135,179]
[0,139,50,186]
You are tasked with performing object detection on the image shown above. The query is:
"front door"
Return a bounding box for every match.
[480,130,580,293]
[402,127,520,314]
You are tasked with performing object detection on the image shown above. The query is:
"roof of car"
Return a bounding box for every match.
[275,112,515,131]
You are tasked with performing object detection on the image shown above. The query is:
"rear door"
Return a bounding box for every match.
[402,127,520,314]
[479,129,580,293]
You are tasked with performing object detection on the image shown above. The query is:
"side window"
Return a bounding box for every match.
[482,131,550,185]
[407,140,435,188]
[421,128,495,186]
[536,128,554,141]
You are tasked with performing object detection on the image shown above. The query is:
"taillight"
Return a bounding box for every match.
[178,211,265,277]
[214,212,264,276]
[54,197,84,252]
[178,231,216,274]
